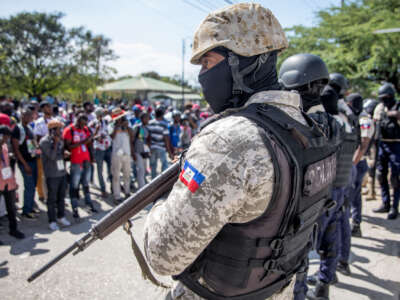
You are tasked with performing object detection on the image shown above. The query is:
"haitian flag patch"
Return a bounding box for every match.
[179,161,205,193]
[361,123,371,129]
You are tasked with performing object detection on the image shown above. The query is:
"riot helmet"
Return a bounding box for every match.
[191,3,288,113]
[329,73,348,96]
[345,93,363,116]
[378,83,396,108]
[363,99,378,116]
[279,53,329,112]
[378,83,396,98]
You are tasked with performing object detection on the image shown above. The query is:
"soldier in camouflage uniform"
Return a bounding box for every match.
[144,3,337,300]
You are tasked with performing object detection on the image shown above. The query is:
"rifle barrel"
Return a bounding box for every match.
[27,161,180,283]
[27,232,91,282]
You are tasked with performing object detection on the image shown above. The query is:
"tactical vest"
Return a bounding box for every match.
[333,122,360,188]
[381,102,400,140]
[174,103,339,300]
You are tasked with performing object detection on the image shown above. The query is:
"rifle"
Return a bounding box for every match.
[27,161,180,283]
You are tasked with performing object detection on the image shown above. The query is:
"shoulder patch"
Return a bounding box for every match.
[179,161,205,193]
[360,118,372,130]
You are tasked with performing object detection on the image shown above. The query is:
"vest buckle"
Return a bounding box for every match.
[270,238,283,257]
[263,259,278,271]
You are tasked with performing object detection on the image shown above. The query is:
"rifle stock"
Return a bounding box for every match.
[27,161,180,283]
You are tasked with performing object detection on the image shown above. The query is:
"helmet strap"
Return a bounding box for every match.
[228,52,269,95]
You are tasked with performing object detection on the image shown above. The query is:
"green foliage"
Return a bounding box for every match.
[278,0,400,97]
[0,12,116,98]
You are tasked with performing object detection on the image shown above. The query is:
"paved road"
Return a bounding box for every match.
[0,168,399,299]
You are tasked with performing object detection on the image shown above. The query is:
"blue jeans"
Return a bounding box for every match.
[94,148,112,192]
[150,148,168,179]
[69,162,93,209]
[350,159,369,225]
[19,160,38,214]
[377,141,400,209]
[336,167,355,264]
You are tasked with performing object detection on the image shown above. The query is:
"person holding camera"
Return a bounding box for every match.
[63,112,97,219]
[132,112,151,189]
[110,108,135,203]
[40,120,70,231]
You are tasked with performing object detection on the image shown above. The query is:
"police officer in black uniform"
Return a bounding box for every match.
[279,53,343,300]
[373,83,400,219]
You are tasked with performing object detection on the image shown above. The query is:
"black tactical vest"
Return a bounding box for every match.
[174,103,339,300]
[380,102,400,140]
[333,119,360,188]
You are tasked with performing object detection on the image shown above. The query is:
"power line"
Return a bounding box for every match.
[198,0,218,10]
[136,0,192,36]
[182,0,209,14]
[192,0,215,11]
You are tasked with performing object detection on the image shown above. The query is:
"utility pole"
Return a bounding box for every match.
[182,38,185,105]
[341,0,344,8]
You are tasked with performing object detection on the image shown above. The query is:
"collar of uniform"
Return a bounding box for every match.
[307,104,325,114]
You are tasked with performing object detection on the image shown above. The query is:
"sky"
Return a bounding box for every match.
[0,0,339,85]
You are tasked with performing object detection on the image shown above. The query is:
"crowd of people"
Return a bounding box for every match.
[0,97,210,238]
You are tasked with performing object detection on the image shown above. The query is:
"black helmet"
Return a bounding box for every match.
[363,98,378,115]
[329,73,348,95]
[378,83,396,98]
[345,93,363,116]
[278,53,329,89]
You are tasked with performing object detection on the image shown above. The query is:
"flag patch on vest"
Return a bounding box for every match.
[179,161,205,193]
[361,123,371,129]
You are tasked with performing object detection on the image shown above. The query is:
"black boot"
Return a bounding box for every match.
[306,281,330,300]
[351,223,362,237]
[336,261,351,276]
[373,204,390,213]
[388,207,398,220]
[307,273,318,286]
[307,273,337,286]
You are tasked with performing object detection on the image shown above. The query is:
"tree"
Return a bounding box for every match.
[0,12,116,98]
[278,0,400,97]
[67,27,117,99]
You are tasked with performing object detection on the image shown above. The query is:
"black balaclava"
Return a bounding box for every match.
[328,83,343,99]
[346,93,363,116]
[198,48,279,113]
[380,95,396,109]
[300,93,322,113]
[321,85,339,115]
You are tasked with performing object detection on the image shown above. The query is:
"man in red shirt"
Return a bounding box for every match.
[63,112,97,219]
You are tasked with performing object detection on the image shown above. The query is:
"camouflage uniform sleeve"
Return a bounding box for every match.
[359,115,374,139]
[144,116,274,276]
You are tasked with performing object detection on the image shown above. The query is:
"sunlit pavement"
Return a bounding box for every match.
[0,167,399,299]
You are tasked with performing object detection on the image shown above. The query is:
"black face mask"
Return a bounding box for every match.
[198,58,233,114]
[380,96,395,108]
[351,105,362,116]
[321,85,339,115]
[300,93,321,113]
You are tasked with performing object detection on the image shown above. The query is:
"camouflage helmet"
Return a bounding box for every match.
[190,3,288,65]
